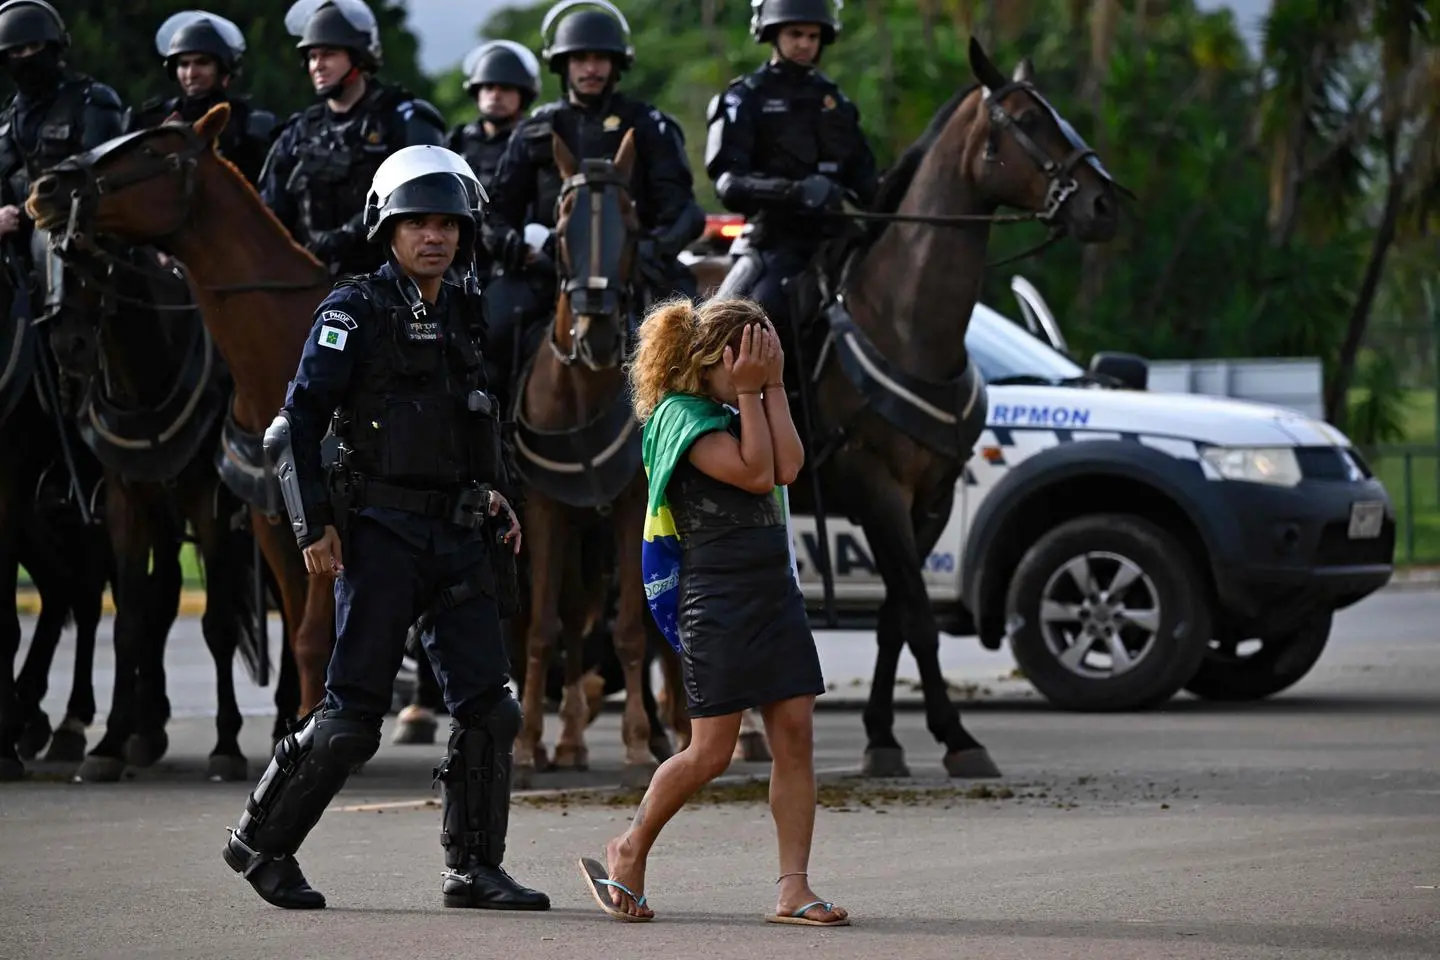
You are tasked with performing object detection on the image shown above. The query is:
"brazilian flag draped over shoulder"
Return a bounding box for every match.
[640,393,795,654]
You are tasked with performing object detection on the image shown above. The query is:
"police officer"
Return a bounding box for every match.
[448,41,540,194]
[0,1,124,250]
[126,11,277,186]
[261,0,447,278]
[481,0,705,397]
[222,145,549,912]
[706,0,878,332]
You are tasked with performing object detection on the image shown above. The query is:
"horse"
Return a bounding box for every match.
[758,39,1125,778]
[504,130,667,789]
[26,105,337,730]
[36,230,268,782]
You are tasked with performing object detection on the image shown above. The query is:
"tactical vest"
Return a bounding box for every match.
[335,273,502,490]
[741,68,865,185]
[520,98,645,229]
[285,84,412,246]
[449,121,509,195]
[0,79,95,207]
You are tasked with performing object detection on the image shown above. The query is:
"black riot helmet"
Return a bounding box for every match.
[540,0,634,75]
[286,0,382,73]
[156,11,246,79]
[365,145,488,261]
[750,0,842,45]
[0,0,68,56]
[462,40,541,105]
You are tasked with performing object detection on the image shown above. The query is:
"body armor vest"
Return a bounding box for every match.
[336,273,502,490]
[0,79,93,207]
[448,121,510,195]
[521,96,651,229]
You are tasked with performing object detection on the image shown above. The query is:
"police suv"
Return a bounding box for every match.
[780,273,1396,712]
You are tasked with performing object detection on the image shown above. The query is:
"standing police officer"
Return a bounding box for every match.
[707,0,878,331]
[0,1,124,250]
[261,0,447,278]
[126,11,277,186]
[480,0,705,396]
[222,145,549,913]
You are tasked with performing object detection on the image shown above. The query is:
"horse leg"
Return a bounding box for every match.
[192,489,249,782]
[516,494,566,785]
[0,544,22,781]
[613,493,656,789]
[253,508,330,717]
[265,560,300,747]
[13,557,68,760]
[125,532,181,768]
[552,540,593,772]
[46,533,105,764]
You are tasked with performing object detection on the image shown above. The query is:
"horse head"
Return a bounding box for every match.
[26,103,233,250]
[550,128,641,372]
[959,37,1128,243]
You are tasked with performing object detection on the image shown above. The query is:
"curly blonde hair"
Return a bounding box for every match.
[627,295,771,423]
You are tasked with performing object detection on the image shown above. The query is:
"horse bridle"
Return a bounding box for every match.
[42,122,327,298]
[549,161,639,367]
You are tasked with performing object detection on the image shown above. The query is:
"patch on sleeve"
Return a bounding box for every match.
[319,309,357,330]
[317,326,349,351]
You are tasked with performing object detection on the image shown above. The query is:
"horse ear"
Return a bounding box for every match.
[613,128,636,180]
[968,36,1008,92]
[194,102,231,143]
[1013,57,1035,84]
[553,132,578,181]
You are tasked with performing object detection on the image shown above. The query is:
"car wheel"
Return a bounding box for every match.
[1182,611,1333,702]
[1005,513,1213,712]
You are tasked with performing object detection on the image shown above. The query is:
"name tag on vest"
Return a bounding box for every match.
[761,99,789,113]
[406,320,440,342]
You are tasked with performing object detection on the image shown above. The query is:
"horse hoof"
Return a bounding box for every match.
[44,728,88,764]
[551,744,589,771]
[124,731,169,768]
[206,754,250,782]
[861,746,911,778]
[734,730,772,763]
[620,762,657,791]
[77,755,128,782]
[648,734,675,764]
[17,713,52,761]
[0,756,24,782]
[390,718,438,745]
[514,763,536,791]
[943,747,1002,779]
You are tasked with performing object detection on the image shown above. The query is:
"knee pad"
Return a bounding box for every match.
[313,712,382,767]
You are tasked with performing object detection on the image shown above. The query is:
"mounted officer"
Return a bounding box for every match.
[126,11,277,186]
[223,145,549,913]
[447,40,540,195]
[0,0,124,255]
[481,0,705,400]
[261,0,447,278]
[707,0,877,332]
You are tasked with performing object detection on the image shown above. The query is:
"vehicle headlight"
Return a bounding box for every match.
[1200,446,1303,487]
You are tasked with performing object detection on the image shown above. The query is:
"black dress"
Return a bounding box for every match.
[667,426,826,718]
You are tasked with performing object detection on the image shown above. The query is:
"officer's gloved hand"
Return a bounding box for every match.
[309,221,361,265]
[794,174,841,211]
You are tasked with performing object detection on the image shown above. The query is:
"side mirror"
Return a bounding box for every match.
[1089,351,1149,390]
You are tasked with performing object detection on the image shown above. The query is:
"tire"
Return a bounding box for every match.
[1004,513,1213,712]
[1183,611,1333,702]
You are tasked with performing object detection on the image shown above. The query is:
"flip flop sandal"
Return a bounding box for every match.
[577,857,653,923]
[765,900,851,926]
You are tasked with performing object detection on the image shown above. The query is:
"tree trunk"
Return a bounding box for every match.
[1325,168,1404,424]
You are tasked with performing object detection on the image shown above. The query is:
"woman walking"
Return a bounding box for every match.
[577,296,849,927]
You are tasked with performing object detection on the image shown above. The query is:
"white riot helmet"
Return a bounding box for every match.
[363,145,487,258]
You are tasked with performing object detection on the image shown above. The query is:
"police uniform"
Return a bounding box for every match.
[260,0,446,277]
[706,0,878,330]
[0,1,124,231]
[222,145,549,913]
[125,12,275,186]
[447,40,542,194]
[480,1,705,402]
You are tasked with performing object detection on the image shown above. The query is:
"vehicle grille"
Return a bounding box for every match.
[1315,517,1396,566]
[1295,447,1355,481]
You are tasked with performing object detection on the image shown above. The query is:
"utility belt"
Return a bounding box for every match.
[334,472,493,531]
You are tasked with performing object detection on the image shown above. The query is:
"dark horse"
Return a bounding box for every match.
[773,40,1124,777]
[506,130,670,788]
[27,106,338,732]
[37,228,267,782]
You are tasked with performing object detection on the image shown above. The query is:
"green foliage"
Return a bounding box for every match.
[2,1,435,123]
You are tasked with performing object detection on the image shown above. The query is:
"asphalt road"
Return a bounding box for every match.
[1,590,1437,959]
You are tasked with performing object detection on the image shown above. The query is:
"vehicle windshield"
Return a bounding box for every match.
[966,302,1085,383]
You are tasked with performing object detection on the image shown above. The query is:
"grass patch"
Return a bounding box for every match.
[1364,445,1440,564]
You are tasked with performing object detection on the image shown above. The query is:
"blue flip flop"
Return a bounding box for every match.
[578,856,653,922]
[765,900,851,926]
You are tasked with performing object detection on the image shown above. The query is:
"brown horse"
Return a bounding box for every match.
[26,105,337,723]
[506,130,660,788]
[759,40,1124,777]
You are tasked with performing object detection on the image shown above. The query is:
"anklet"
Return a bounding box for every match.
[775,872,807,883]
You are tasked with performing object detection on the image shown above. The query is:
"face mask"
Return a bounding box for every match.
[7,46,62,99]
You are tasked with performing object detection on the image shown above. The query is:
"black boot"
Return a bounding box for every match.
[436,694,550,910]
[222,709,380,909]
